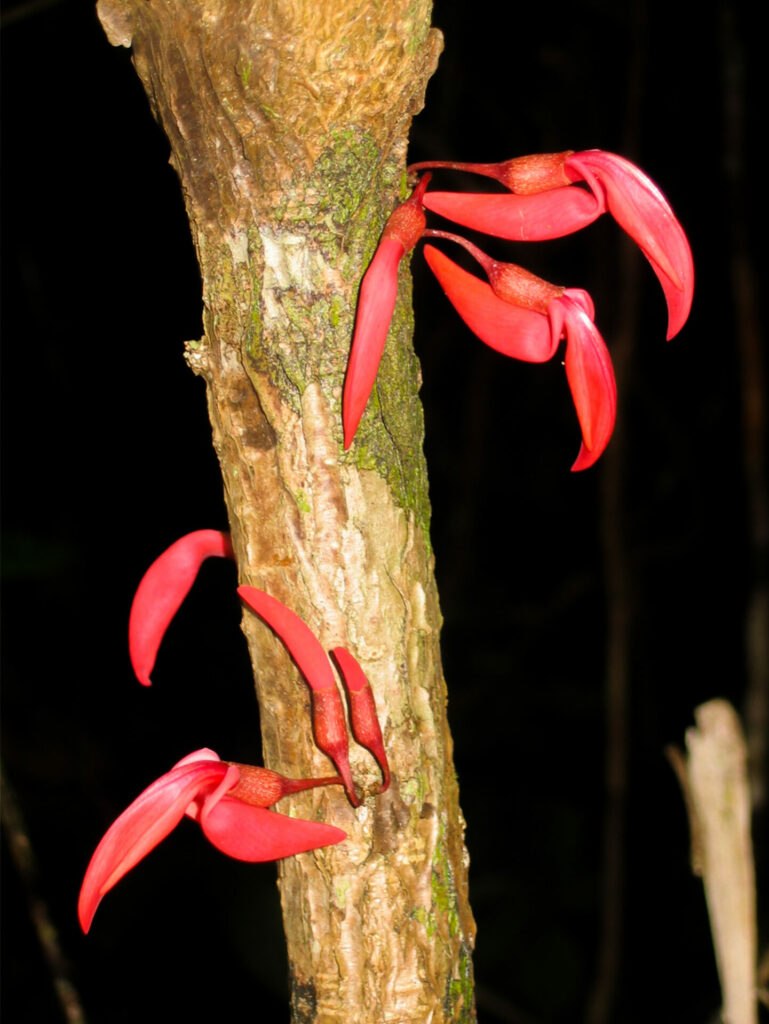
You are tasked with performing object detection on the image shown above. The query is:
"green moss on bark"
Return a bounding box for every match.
[239,127,432,541]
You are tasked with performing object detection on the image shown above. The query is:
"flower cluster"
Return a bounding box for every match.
[81,148,693,938]
[79,531,389,932]
[343,149,694,470]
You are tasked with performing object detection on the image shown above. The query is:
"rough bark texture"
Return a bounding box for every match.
[96,1,476,1021]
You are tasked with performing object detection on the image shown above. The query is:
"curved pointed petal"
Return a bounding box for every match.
[423,187,604,242]
[554,298,617,471]
[171,747,222,770]
[78,758,231,932]
[342,238,403,448]
[423,245,556,362]
[128,530,235,686]
[562,287,594,321]
[566,151,694,338]
[199,799,346,861]
[237,587,359,806]
[331,648,390,793]
[237,587,336,692]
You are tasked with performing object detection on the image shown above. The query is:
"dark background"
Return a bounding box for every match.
[2,1,766,1021]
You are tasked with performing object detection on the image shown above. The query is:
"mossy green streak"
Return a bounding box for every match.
[241,127,432,544]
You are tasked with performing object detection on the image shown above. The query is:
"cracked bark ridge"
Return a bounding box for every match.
[96,1,475,1021]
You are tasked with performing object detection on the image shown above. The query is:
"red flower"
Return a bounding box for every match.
[423,237,616,470]
[342,175,431,449]
[414,149,693,339]
[129,529,234,686]
[238,587,391,803]
[78,748,345,933]
[126,534,389,804]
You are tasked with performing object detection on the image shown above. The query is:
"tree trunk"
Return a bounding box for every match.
[96,1,476,1020]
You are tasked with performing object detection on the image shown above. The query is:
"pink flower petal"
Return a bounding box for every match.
[198,798,346,861]
[342,176,430,449]
[423,187,604,242]
[128,530,235,686]
[563,287,595,321]
[78,756,233,933]
[566,151,694,338]
[171,747,222,769]
[237,587,336,692]
[342,238,403,448]
[423,245,556,361]
[550,296,617,471]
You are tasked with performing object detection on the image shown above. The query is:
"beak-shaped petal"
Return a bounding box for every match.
[423,187,604,242]
[237,587,337,691]
[565,151,694,338]
[550,294,617,471]
[129,530,235,686]
[423,245,557,362]
[237,587,359,806]
[78,754,236,933]
[198,799,346,861]
[342,238,403,448]
[330,648,390,793]
[342,175,431,449]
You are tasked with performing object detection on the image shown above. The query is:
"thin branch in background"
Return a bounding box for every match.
[670,700,758,1024]
[1,762,88,1024]
[585,4,645,1023]
[720,0,769,820]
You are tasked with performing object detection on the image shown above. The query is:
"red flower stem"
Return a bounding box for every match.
[422,229,563,314]
[408,153,572,193]
[422,228,494,274]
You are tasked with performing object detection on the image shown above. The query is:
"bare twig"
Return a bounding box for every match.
[0,762,88,1024]
[670,701,758,1024]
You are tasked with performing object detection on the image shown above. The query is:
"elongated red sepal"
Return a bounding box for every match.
[129,530,235,686]
[237,586,359,806]
[423,245,556,362]
[198,800,346,862]
[550,294,617,471]
[342,237,403,448]
[423,187,604,242]
[331,648,390,792]
[565,151,694,338]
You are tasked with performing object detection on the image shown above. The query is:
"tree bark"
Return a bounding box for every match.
[96,1,476,1020]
